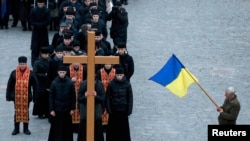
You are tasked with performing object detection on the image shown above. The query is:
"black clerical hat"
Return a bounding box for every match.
[18,56,27,63]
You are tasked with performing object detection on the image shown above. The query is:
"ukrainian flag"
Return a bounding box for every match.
[149,54,198,98]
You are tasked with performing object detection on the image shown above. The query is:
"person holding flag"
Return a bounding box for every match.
[216,86,241,125]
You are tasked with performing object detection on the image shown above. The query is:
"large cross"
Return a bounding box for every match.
[63,31,119,141]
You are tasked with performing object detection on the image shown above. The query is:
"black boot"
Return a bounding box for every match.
[21,21,27,31]
[23,123,31,135]
[12,122,20,135]
[12,20,18,27]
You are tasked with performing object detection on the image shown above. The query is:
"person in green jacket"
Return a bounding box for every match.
[217,86,241,125]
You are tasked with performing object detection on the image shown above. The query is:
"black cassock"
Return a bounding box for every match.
[48,112,73,141]
[77,80,105,141]
[106,112,131,141]
[105,77,133,141]
[48,76,75,141]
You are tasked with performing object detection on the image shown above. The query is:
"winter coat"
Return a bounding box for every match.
[30,6,51,51]
[218,95,241,125]
[33,57,50,92]
[114,53,134,81]
[78,80,105,120]
[106,7,128,40]
[106,77,133,115]
[49,76,76,112]
[6,69,38,102]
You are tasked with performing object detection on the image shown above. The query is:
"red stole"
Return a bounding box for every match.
[69,64,83,124]
[100,67,116,125]
[15,66,30,123]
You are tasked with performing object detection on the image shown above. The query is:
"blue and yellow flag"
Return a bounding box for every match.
[149,54,198,98]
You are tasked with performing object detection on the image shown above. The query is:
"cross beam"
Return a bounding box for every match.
[63,31,119,141]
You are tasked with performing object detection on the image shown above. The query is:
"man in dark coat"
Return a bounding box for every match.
[46,46,64,90]
[0,0,10,29]
[106,1,128,44]
[10,0,20,27]
[82,3,106,25]
[51,22,68,50]
[77,78,105,141]
[19,0,32,31]
[105,68,133,141]
[90,9,108,39]
[76,0,91,26]
[30,0,51,67]
[6,56,38,135]
[32,47,51,119]
[48,65,76,141]
[217,86,241,125]
[114,42,134,82]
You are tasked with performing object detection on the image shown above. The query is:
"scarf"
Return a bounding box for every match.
[100,67,116,125]
[15,66,30,123]
[69,64,83,124]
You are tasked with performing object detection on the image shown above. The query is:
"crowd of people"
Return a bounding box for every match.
[4,0,243,141]
[5,0,134,141]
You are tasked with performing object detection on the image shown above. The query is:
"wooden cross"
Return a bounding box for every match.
[63,31,119,141]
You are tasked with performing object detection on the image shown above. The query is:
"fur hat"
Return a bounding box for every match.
[117,42,126,48]
[116,68,124,74]
[18,56,27,63]
[65,6,75,15]
[40,46,50,54]
[91,9,100,16]
[89,2,98,7]
[62,1,70,7]
[95,30,102,36]
[37,0,45,3]
[55,46,64,52]
[57,65,68,71]
[63,46,72,51]
[73,40,80,47]
[63,33,71,39]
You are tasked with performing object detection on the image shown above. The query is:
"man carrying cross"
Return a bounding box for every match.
[63,31,119,141]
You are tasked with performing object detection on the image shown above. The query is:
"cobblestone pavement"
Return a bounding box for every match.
[1,0,250,141]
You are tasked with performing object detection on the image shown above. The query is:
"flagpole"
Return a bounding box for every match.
[184,69,220,108]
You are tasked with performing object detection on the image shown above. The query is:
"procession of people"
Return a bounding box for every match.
[4,0,242,141]
[5,0,134,141]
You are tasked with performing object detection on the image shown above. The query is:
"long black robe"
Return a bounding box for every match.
[32,57,50,117]
[30,5,51,66]
[105,77,133,141]
[77,80,105,141]
[48,76,76,141]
